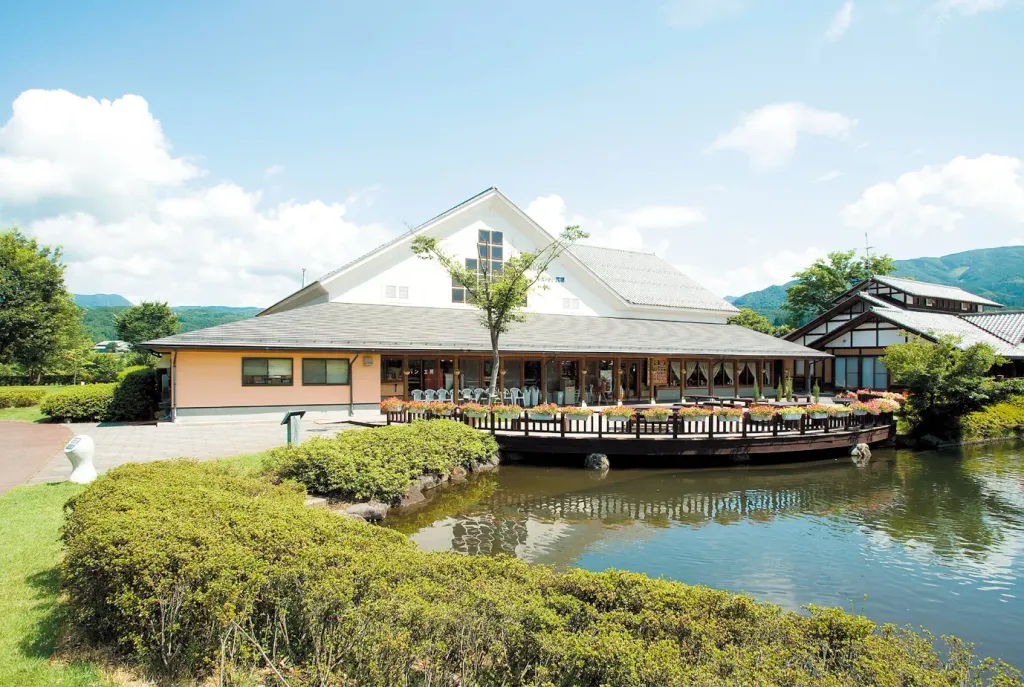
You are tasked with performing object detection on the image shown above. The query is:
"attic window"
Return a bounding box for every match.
[562,298,580,310]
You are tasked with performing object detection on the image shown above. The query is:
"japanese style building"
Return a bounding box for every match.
[784,274,1024,391]
[146,188,831,423]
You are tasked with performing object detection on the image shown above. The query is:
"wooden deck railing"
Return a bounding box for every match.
[385,408,895,439]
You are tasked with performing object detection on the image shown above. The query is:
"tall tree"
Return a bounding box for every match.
[115,302,180,352]
[727,307,792,337]
[783,250,896,324]
[412,226,588,402]
[0,229,84,380]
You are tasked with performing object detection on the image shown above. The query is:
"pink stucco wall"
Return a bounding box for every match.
[171,350,381,408]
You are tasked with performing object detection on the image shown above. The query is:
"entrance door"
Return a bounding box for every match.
[619,359,643,401]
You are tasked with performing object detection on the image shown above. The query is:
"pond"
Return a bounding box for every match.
[386,441,1024,666]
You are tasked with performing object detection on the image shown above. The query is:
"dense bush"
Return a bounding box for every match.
[40,384,115,421]
[106,367,158,421]
[115,364,149,382]
[961,396,1024,441]
[0,386,46,408]
[265,419,499,502]
[63,461,1022,686]
[981,378,1024,404]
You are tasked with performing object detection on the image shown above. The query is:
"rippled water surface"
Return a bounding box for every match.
[386,442,1024,665]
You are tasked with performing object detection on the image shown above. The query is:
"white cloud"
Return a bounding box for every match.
[0,89,199,206]
[825,1,854,40]
[814,169,844,183]
[676,246,825,298]
[664,0,746,27]
[841,154,1024,237]
[525,195,704,253]
[263,164,285,177]
[1,89,392,306]
[935,0,1009,16]
[711,103,857,169]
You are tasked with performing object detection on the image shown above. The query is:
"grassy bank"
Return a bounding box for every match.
[962,396,1024,442]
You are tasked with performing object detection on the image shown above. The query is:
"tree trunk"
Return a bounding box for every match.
[489,331,501,406]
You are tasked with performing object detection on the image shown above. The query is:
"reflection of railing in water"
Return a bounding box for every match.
[451,516,529,556]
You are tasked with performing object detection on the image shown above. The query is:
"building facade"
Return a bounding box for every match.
[785,275,1024,391]
[147,188,831,422]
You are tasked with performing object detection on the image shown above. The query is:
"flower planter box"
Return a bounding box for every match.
[528,413,555,421]
[463,410,488,418]
[604,415,629,425]
[495,412,521,420]
[782,413,802,422]
[853,410,867,416]
[750,414,773,423]
[809,412,828,420]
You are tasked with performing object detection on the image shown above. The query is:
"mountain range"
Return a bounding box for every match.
[74,295,261,342]
[726,246,1024,325]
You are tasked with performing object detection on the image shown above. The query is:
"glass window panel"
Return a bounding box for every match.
[490,245,503,259]
[268,359,292,378]
[874,357,888,390]
[465,258,477,270]
[686,361,709,387]
[861,357,875,389]
[242,358,266,376]
[302,359,326,385]
[478,243,489,258]
[503,360,522,389]
[845,358,859,389]
[478,229,490,243]
[491,231,502,244]
[835,358,846,386]
[461,359,482,390]
[326,359,350,384]
[668,360,682,386]
[492,261,502,274]
[440,359,455,390]
[382,357,403,381]
[452,288,464,303]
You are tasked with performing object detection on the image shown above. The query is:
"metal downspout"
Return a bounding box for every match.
[171,351,178,422]
[348,354,359,417]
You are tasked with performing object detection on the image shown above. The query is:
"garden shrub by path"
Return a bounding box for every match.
[61,460,1022,687]
[265,419,499,503]
[0,386,46,408]
[38,369,159,423]
[40,384,116,422]
[961,396,1024,441]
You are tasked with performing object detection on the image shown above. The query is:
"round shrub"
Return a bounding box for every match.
[115,364,149,382]
[40,384,115,421]
[0,386,46,408]
[62,461,1021,686]
[105,367,158,421]
[265,419,499,503]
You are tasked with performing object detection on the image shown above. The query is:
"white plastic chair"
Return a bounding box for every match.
[424,389,436,401]
[473,388,486,403]
[509,387,522,406]
[437,389,449,402]
[460,389,474,403]
[411,389,424,401]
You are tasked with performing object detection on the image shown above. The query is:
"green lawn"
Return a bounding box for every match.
[0,386,77,424]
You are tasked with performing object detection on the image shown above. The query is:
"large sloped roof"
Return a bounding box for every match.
[146,302,827,358]
[873,275,1002,307]
[568,245,738,313]
[870,307,1023,358]
[961,311,1024,345]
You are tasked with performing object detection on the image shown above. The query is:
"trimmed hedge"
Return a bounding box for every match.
[0,387,46,408]
[62,461,1022,686]
[265,419,499,503]
[106,368,158,422]
[961,396,1024,441]
[115,364,149,382]
[40,384,115,422]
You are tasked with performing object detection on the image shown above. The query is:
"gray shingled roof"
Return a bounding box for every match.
[146,302,827,358]
[871,307,1023,358]
[568,245,738,313]
[962,311,1024,345]
[874,275,1002,307]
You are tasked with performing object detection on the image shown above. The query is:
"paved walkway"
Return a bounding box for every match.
[2,413,384,486]
[0,421,72,494]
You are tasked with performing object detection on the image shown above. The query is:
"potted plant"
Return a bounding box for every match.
[805,403,831,420]
[428,400,455,416]
[678,406,713,421]
[461,402,489,418]
[602,405,635,424]
[492,403,523,420]
[863,400,883,416]
[380,397,404,413]
[405,400,429,416]
[849,401,870,416]
[830,404,851,417]
[748,404,774,422]
[777,406,805,422]
[812,381,820,404]
[752,380,761,401]
[875,399,900,413]
[642,406,673,421]
[714,407,743,422]
[528,402,559,421]
[562,406,593,419]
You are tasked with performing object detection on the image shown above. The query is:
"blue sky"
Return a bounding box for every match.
[1,0,1022,305]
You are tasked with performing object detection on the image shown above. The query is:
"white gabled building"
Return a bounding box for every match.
[148,188,830,422]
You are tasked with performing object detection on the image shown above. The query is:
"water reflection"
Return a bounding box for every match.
[387,442,1024,664]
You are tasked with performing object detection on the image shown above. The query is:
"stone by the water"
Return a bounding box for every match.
[344,501,390,521]
[850,443,872,467]
[585,453,610,471]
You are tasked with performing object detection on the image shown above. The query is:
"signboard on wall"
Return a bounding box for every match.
[650,357,669,386]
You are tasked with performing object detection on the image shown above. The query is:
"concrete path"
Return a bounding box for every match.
[4,412,385,486]
[0,421,72,495]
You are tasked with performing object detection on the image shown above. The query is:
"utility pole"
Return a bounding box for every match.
[301,268,307,287]
[864,232,874,259]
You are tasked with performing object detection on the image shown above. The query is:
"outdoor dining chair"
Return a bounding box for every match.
[424,389,436,401]
[411,390,424,401]
[460,389,474,402]
[473,388,486,403]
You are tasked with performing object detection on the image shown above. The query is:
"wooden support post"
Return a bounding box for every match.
[708,359,713,397]
[598,412,603,438]
[540,358,548,405]
[679,358,685,398]
[402,354,409,402]
[672,410,678,439]
[635,411,641,438]
[799,414,806,435]
[560,413,566,438]
[772,415,779,437]
[490,410,496,435]
[733,360,739,398]
[613,357,621,403]
[742,414,747,438]
[708,412,715,438]
[453,355,460,400]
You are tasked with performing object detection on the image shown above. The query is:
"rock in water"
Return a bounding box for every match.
[344,501,390,522]
[850,443,872,467]
[585,453,610,471]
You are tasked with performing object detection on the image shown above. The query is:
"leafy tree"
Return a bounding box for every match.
[0,229,85,380]
[727,307,791,337]
[783,250,896,325]
[882,334,1001,437]
[412,226,588,402]
[115,302,180,352]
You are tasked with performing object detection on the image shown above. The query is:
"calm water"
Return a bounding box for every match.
[387,442,1024,665]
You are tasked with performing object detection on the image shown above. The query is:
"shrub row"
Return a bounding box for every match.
[62,460,1021,686]
[265,419,499,503]
[0,386,46,408]
[961,396,1024,441]
[40,368,159,422]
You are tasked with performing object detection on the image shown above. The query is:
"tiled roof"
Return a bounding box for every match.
[961,311,1024,345]
[146,302,827,358]
[859,292,897,309]
[873,275,1002,307]
[568,245,738,313]
[871,307,1023,358]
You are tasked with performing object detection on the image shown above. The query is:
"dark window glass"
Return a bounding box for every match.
[465,258,477,270]
[478,243,488,258]
[303,358,350,385]
[452,288,465,303]
[490,245,503,259]
[452,274,462,287]
[492,261,502,274]
[478,229,490,243]
[491,231,502,244]
[242,358,292,386]
[382,357,403,382]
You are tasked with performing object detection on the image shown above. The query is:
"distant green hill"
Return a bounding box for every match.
[74,293,132,307]
[78,299,262,342]
[726,246,1024,324]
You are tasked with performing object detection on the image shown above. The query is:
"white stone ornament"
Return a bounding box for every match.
[65,435,97,484]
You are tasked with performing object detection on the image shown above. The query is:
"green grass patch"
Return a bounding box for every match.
[0,405,47,423]
[0,482,114,686]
